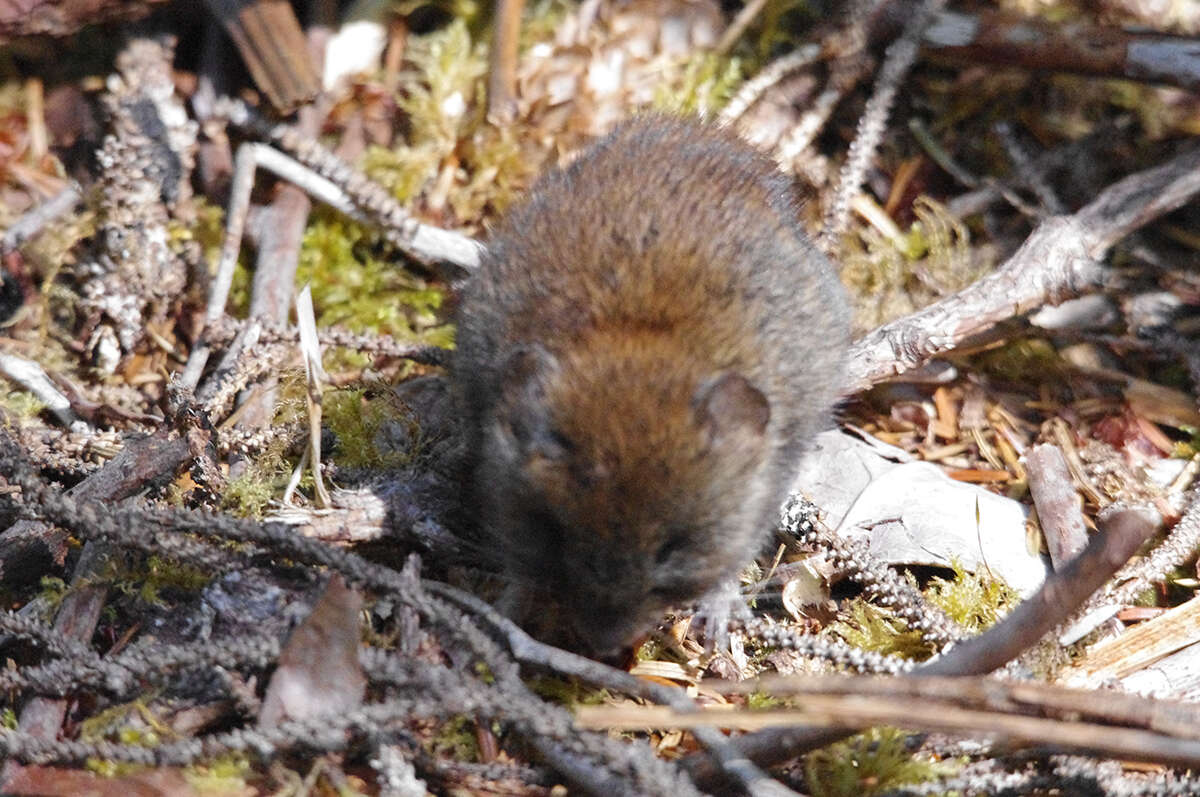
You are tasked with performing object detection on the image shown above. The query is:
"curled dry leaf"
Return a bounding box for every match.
[258,574,366,729]
[793,429,1048,595]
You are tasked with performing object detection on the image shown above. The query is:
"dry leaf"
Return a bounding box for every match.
[258,574,366,728]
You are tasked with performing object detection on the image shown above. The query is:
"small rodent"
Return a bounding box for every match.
[453,115,849,653]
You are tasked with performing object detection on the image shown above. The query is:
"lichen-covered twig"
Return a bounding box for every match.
[0,438,706,795]
[717,46,822,127]
[213,97,482,272]
[2,427,197,783]
[845,143,1200,391]
[683,503,1162,785]
[1079,489,1200,616]
[869,0,1200,93]
[819,0,948,251]
[205,315,448,365]
[780,495,966,647]
[741,618,913,675]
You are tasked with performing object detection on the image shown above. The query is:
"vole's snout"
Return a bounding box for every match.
[568,603,649,656]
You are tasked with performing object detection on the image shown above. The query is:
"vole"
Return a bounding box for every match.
[453,115,849,654]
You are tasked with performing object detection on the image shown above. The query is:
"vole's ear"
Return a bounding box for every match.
[495,344,570,461]
[693,372,770,451]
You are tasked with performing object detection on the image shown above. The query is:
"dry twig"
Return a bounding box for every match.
[846,143,1200,391]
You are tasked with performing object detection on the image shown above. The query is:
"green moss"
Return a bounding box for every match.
[220,432,295,517]
[519,0,574,48]
[27,206,94,292]
[924,563,1019,633]
[829,600,931,660]
[635,636,667,662]
[324,387,421,469]
[450,124,540,219]
[361,144,442,205]
[831,565,1017,659]
[1173,427,1199,459]
[113,555,213,608]
[746,0,814,65]
[746,691,784,711]
[1,707,17,729]
[174,197,234,312]
[1130,585,1163,608]
[474,660,495,685]
[366,17,544,228]
[184,196,228,261]
[527,675,611,707]
[839,223,911,329]
[85,759,150,778]
[226,260,254,320]
[296,212,452,348]
[0,389,47,420]
[973,338,1063,384]
[429,715,480,761]
[805,727,961,797]
[399,19,488,155]
[653,53,744,118]
[82,699,170,777]
[840,196,985,329]
[79,700,166,742]
[182,753,254,793]
[36,576,69,613]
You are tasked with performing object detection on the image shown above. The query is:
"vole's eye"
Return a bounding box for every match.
[655,531,690,565]
[526,509,565,542]
[510,418,573,461]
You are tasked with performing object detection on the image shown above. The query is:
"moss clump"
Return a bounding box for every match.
[840,196,985,329]
[172,196,232,311]
[296,213,451,345]
[81,699,170,777]
[398,19,488,157]
[829,600,930,660]
[449,123,538,219]
[746,690,784,711]
[831,565,1016,659]
[527,675,611,707]
[363,18,541,226]
[745,0,813,64]
[366,17,489,217]
[324,386,422,469]
[973,338,1063,384]
[635,636,668,662]
[0,389,47,420]
[519,0,574,48]
[654,53,744,118]
[23,206,94,298]
[430,715,481,761]
[1173,427,1198,459]
[182,753,254,793]
[360,144,441,206]
[925,563,1019,633]
[805,727,962,797]
[112,555,213,608]
[220,433,295,518]
[36,575,69,614]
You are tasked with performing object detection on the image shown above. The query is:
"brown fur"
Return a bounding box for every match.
[453,115,849,653]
